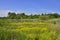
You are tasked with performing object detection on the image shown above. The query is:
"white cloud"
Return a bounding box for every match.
[0,10,10,17]
[0,9,60,17]
[0,10,19,17]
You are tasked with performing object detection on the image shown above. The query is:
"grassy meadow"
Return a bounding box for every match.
[0,19,60,40]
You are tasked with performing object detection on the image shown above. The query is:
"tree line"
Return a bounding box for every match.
[0,12,60,20]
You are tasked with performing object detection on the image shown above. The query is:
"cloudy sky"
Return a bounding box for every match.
[0,0,60,17]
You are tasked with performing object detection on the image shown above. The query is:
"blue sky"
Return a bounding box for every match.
[0,0,60,17]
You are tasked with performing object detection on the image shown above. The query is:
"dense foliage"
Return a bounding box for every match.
[0,12,60,20]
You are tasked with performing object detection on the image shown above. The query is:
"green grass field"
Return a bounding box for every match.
[0,19,60,40]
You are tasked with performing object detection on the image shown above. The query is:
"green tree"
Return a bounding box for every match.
[8,12,16,19]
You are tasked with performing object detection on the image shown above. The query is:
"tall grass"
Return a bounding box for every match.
[0,19,60,40]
